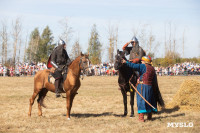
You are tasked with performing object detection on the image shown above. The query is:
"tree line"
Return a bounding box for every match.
[0,18,199,68]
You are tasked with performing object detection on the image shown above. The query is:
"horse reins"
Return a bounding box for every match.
[118,74,134,95]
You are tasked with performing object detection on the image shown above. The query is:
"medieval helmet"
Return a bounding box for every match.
[131,36,138,42]
[141,56,151,64]
[58,39,66,45]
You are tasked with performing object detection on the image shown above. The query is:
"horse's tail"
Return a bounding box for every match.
[153,75,165,108]
[155,86,165,107]
[37,88,48,108]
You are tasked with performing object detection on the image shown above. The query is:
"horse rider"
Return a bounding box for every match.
[47,39,71,98]
[122,36,146,63]
[122,56,158,122]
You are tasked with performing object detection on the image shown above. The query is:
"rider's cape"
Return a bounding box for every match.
[47,55,52,69]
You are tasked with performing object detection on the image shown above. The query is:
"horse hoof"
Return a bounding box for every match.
[67,118,71,120]
[124,112,127,116]
[130,114,134,117]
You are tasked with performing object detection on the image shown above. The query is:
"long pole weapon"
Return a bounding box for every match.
[129,81,156,110]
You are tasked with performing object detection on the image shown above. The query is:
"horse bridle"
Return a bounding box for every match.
[79,57,89,75]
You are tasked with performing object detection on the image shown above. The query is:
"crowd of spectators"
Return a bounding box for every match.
[0,62,47,77]
[155,62,200,76]
[87,63,117,76]
[0,62,117,77]
[0,62,199,77]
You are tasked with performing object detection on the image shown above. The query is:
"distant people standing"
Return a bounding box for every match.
[184,66,188,76]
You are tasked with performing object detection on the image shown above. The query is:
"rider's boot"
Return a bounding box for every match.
[138,113,144,122]
[55,79,61,98]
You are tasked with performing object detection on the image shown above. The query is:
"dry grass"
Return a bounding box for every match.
[0,76,200,133]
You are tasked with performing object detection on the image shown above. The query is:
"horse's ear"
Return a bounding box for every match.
[117,49,119,54]
[80,52,84,56]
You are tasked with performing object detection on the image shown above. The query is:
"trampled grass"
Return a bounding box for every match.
[0,76,199,133]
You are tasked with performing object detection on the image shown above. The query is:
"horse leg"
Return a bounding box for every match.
[66,90,72,120]
[66,90,76,120]
[37,88,48,116]
[28,90,39,116]
[130,90,135,117]
[121,89,127,116]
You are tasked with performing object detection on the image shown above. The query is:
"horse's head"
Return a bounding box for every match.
[114,49,126,70]
[80,52,90,75]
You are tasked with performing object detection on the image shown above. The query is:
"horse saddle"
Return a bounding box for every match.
[48,68,68,93]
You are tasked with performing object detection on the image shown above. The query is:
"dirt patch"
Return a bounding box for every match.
[167,80,200,111]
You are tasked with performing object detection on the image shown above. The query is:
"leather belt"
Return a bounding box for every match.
[139,81,143,84]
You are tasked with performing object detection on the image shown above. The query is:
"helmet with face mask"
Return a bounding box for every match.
[131,36,138,43]
[58,39,66,46]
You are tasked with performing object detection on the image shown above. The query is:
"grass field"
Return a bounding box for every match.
[0,75,200,133]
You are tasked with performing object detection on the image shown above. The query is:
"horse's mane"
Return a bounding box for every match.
[68,56,81,69]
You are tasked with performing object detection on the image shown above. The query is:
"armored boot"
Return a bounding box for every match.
[147,112,152,120]
[138,113,144,122]
[55,79,61,98]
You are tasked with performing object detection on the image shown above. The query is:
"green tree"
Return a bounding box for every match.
[26,28,40,63]
[87,24,102,64]
[36,26,54,63]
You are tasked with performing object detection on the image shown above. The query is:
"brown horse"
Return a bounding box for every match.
[28,53,90,120]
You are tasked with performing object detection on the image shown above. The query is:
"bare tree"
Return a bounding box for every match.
[134,24,159,58]
[132,22,142,37]
[168,22,172,54]
[59,18,73,48]
[107,24,118,63]
[0,20,8,65]
[147,27,154,53]
[182,28,185,58]
[164,22,182,59]
[71,38,82,60]
[199,41,200,57]
[172,24,177,59]
[164,22,167,57]
[23,32,29,62]
[146,26,160,59]
[137,24,149,48]
[11,18,22,65]
[17,38,22,63]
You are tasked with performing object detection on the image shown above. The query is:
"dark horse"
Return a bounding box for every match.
[114,50,165,117]
[28,53,90,120]
[114,50,138,117]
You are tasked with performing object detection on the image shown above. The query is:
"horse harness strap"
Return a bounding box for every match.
[79,57,89,74]
[129,74,134,92]
[118,82,129,95]
[118,74,135,94]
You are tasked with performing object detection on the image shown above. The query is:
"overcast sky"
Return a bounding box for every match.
[0,0,199,62]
